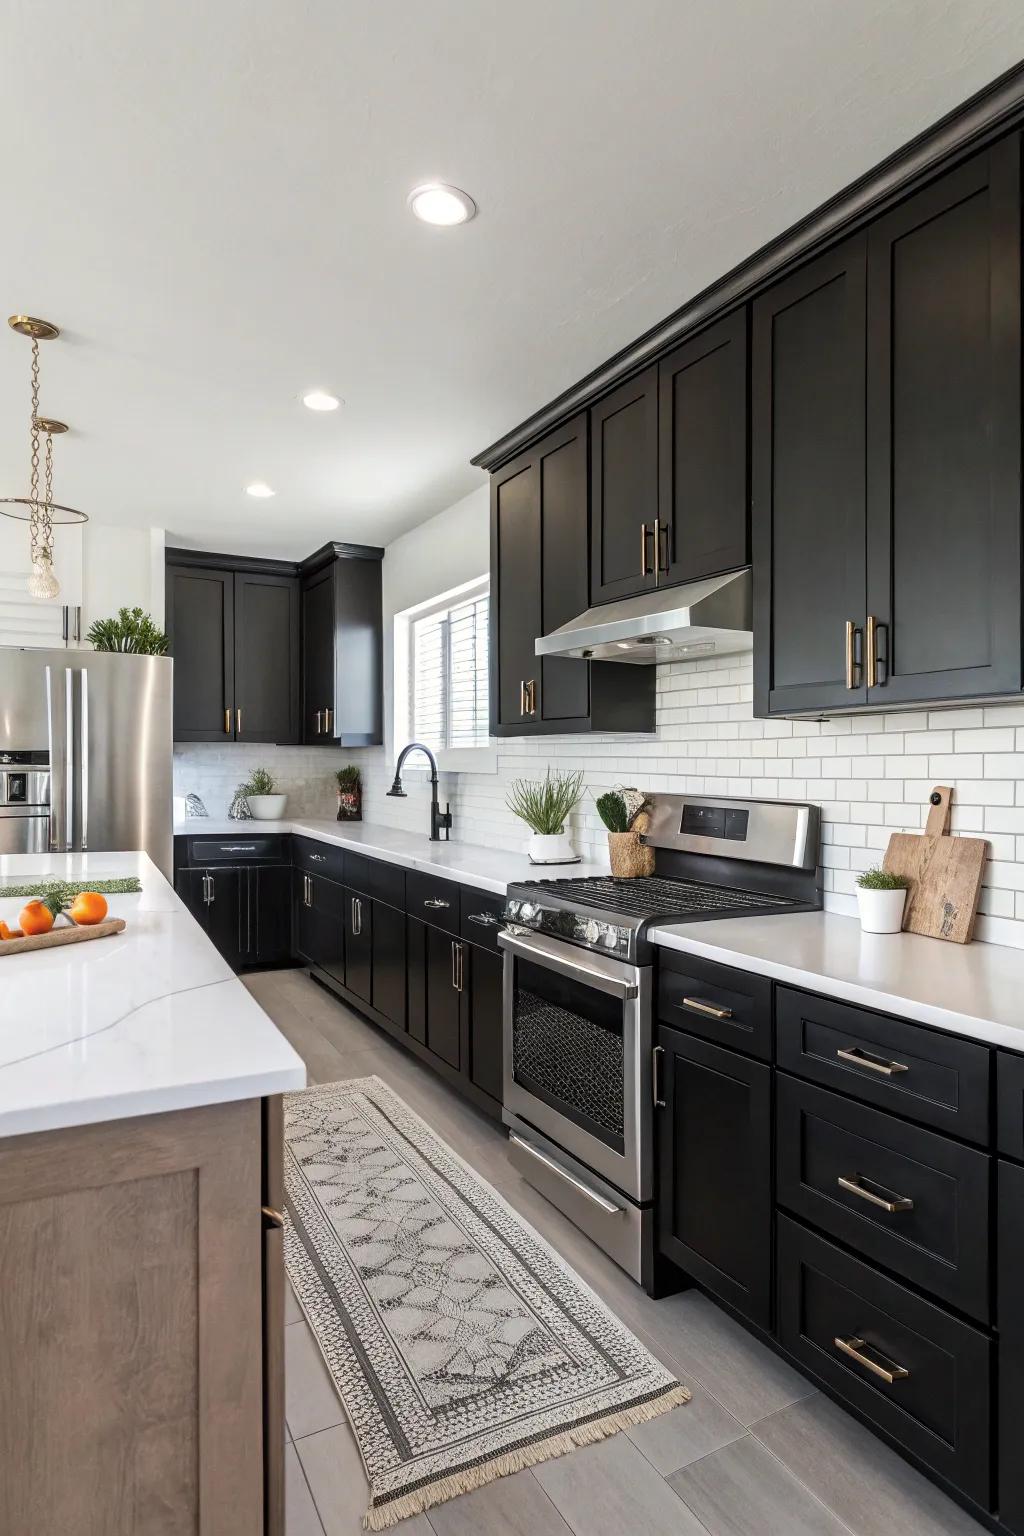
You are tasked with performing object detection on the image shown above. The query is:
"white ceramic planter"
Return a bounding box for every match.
[247,794,288,821]
[856,886,907,934]
[527,831,577,865]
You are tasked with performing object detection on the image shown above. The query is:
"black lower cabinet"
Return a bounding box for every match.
[372,901,406,1030]
[407,919,461,1066]
[777,1215,992,1508]
[177,863,290,970]
[1000,1160,1024,1535]
[248,864,292,964]
[294,869,345,987]
[343,889,373,1004]
[656,1025,772,1328]
[463,942,503,1104]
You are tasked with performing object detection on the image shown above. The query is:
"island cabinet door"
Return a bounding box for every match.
[656,1024,772,1328]
[0,1097,266,1536]
[263,1097,286,1536]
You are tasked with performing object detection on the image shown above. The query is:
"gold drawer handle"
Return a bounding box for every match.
[682,996,734,1021]
[837,1174,914,1213]
[261,1205,285,1229]
[837,1045,908,1077]
[834,1335,909,1384]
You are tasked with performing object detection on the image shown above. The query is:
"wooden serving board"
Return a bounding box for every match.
[882,787,987,944]
[0,918,126,957]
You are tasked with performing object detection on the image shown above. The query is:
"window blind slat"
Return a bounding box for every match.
[409,590,489,750]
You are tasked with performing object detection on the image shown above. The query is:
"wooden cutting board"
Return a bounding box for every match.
[0,917,126,957]
[882,787,987,943]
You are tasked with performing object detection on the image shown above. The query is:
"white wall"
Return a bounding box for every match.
[82,524,166,631]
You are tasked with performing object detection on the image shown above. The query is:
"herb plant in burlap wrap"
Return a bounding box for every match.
[596,787,654,877]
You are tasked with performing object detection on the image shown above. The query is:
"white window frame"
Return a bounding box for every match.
[392,574,497,774]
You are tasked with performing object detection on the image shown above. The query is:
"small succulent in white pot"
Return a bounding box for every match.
[506,769,585,864]
[855,866,910,934]
[241,766,287,821]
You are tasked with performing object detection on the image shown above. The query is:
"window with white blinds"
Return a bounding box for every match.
[409,586,490,751]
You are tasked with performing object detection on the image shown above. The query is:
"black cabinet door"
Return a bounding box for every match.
[752,235,868,716]
[165,564,234,741]
[234,572,300,743]
[252,865,292,964]
[1000,1160,1024,1535]
[463,943,503,1103]
[865,140,1021,705]
[426,926,462,1069]
[537,416,590,726]
[590,366,659,604]
[657,1025,771,1327]
[295,869,345,985]
[344,889,373,1004]
[491,454,541,730]
[372,901,406,1029]
[658,310,749,585]
[302,567,335,744]
[201,865,245,971]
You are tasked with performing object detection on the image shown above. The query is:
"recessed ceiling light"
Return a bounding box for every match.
[407,182,477,226]
[246,482,275,498]
[303,390,340,412]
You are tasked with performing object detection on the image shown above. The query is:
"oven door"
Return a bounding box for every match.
[499,927,651,1202]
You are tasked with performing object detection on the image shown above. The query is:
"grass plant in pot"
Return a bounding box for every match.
[596,788,654,877]
[856,866,910,934]
[241,766,287,821]
[507,769,584,865]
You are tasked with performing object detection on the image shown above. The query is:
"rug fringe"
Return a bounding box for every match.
[362,1383,692,1530]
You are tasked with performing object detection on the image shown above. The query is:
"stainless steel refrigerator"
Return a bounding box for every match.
[0,648,173,878]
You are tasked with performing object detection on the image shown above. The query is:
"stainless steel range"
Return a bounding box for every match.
[499,793,821,1289]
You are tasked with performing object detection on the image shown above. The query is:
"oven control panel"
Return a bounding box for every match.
[503,898,632,958]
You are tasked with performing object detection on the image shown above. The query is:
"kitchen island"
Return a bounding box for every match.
[0,850,305,1536]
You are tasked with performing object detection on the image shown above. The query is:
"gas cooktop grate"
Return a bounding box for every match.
[516,875,798,921]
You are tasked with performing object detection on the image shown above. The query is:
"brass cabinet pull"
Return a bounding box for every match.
[837,1045,908,1077]
[324,706,332,735]
[526,679,536,716]
[224,707,231,735]
[834,1335,909,1384]
[236,707,242,734]
[261,1205,286,1229]
[837,1174,914,1213]
[866,614,878,689]
[844,619,863,689]
[682,996,734,1021]
[315,709,323,734]
[652,1044,666,1107]
[519,680,527,717]
[640,522,650,577]
[451,939,464,992]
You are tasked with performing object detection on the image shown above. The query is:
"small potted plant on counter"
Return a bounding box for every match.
[507,768,585,865]
[855,866,910,934]
[240,766,287,821]
[336,764,362,822]
[596,787,654,877]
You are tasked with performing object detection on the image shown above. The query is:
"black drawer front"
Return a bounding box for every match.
[777,1075,990,1321]
[186,835,287,863]
[657,952,772,1059]
[371,860,406,911]
[776,986,990,1144]
[460,888,506,953]
[406,870,461,934]
[998,1051,1024,1161]
[344,851,373,895]
[293,836,345,884]
[777,1216,991,1507]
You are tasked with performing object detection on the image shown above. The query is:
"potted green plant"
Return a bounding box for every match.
[241,766,287,821]
[85,607,169,654]
[855,866,910,934]
[336,764,361,822]
[506,768,585,864]
[596,787,654,877]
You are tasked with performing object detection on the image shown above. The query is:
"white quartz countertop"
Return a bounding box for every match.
[0,850,306,1138]
[650,909,1024,1050]
[174,817,611,894]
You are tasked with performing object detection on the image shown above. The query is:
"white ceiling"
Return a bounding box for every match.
[2,1,1023,560]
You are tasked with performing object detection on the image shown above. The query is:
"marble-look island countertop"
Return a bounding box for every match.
[0,850,305,1138]
[174,816,612,894]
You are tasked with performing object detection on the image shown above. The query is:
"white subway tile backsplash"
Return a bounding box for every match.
[173,653,1024,947]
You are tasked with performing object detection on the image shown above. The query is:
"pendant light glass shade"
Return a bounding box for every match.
[27,550,60,600]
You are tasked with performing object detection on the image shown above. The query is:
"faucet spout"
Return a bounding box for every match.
[386,742,453,841]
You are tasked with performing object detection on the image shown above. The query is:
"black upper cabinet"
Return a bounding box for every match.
[590,367,659,604]
[165,565,236,741]
[754,138,1022,717]
[300,546,384,746]
[865,139,1022,705]
[490,415,654,737]
[657,310,749,585]
[752,234,869,716]
[234,571,300,743]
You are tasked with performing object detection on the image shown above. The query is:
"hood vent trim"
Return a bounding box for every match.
[534,568,753,664]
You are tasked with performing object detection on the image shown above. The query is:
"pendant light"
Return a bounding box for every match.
[1,315,87,600]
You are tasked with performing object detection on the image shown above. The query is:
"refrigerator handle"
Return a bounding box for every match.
[44,665,67,852]
[64,668,75,850]
[80,667,89,852]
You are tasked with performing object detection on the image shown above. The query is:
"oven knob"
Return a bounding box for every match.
[581,919,599,945]
[520,903,537,921]
[601,927,618,949]
[505,901,520,918]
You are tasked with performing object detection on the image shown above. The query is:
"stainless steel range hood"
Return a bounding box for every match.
[535,568,752,664]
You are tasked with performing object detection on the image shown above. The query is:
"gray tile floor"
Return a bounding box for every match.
[246,967,988,1536]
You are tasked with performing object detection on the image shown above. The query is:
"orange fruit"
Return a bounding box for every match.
[0,920,22,940]
[19,900,54,936]
[69,891,108,926]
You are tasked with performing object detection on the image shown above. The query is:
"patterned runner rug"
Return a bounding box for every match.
[284,1077,689,1529]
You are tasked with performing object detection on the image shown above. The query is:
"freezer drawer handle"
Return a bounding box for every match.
[837,1174,913,1213]
[834,1335,909,1384]
[837,1045,908,1077]
[508,1133,623,1215]
[682,995,733,1021]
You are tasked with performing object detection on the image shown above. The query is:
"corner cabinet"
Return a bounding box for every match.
[490,415,655,737]
[754,136,1022,717]
[300,544,384,747]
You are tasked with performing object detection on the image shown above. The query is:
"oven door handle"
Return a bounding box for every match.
[498,927,639,999]
[508,1134,624,1214]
